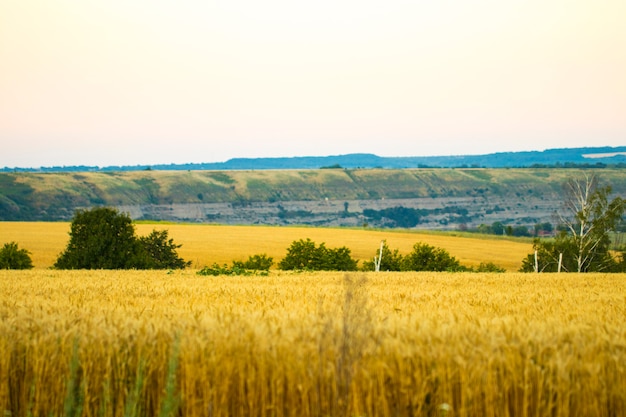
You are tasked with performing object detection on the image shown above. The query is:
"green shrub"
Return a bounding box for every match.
[197,263,268,276]
[232,253,273,271]
[199,253,273,276]
[278,238,358,271]
[474,262,506,273]
[137,230,191,269]
[0,241,34,269]
[362,240,404,271]
[402,242,464,272]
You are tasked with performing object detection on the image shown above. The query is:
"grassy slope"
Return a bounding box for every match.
[2,168,625,220]
[0,222,532,271]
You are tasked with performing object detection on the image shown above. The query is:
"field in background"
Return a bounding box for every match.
[1,270,625,416]
[0,222,532,270]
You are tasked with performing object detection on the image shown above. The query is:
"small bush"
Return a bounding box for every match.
[197,262,269,276]
[232,254,273,271]
[474,262,506,273]
[198,263,240,276]
[0,242,34,269]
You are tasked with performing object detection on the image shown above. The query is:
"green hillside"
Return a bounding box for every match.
[1,168,625,228]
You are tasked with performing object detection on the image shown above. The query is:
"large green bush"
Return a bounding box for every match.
[55,207,189,270]
[402,242,464,272]
[278,238,358,271]
[0,241,33,269]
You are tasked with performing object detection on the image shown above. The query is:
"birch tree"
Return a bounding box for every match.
[559,173,624,272]
[521,173,624,273]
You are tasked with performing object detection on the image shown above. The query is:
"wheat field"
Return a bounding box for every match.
[0,222,531,271]
[1,269,625,416]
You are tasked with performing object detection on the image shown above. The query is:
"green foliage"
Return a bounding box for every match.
[232,253,274,271]
[0,175,36,220]
[0,241,34,269]
[520,235,578,272]
[476,221,533,237]
[55,207,138,269]
[362,240,404,271]
[474,262,506,273]
[198,254,272,276]
[277,238,318,270]
[363,206,423,228]
[364,240,504,272]
[402,242,464,272]
[521,175,625,272]
[137,230,191,269]
[55,207,189,270]
[363,205,473,228]
[197,263,268,276]
[198,264,234,276]
[278,238,358,271]
[323,246,359,271]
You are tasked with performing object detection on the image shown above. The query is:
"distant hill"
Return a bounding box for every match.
[1,167,625,230]
[2,146,626,172]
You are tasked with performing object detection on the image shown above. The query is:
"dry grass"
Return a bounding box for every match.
[0,222,531,270]
[1,270,625,416]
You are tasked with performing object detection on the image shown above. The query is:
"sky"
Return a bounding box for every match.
[1,1,625,168]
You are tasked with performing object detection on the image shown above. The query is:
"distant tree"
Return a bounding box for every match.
[55,207,139,269]
[55,207,189,269]
[0,242,33,269]
[402,242,464,272]
[137,229,191,269]
[511,225,531,237]
[363,207,423,228]
[278,238,358,271]
[476,224,491,234]
[491,222,505,236]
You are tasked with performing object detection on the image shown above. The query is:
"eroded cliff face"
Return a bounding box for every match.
[117,193,560,230]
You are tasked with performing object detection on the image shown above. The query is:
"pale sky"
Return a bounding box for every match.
[1,1,625,168]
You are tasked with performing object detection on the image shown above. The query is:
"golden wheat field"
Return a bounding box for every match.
[1,269,625,417]
[0,222,531,271]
